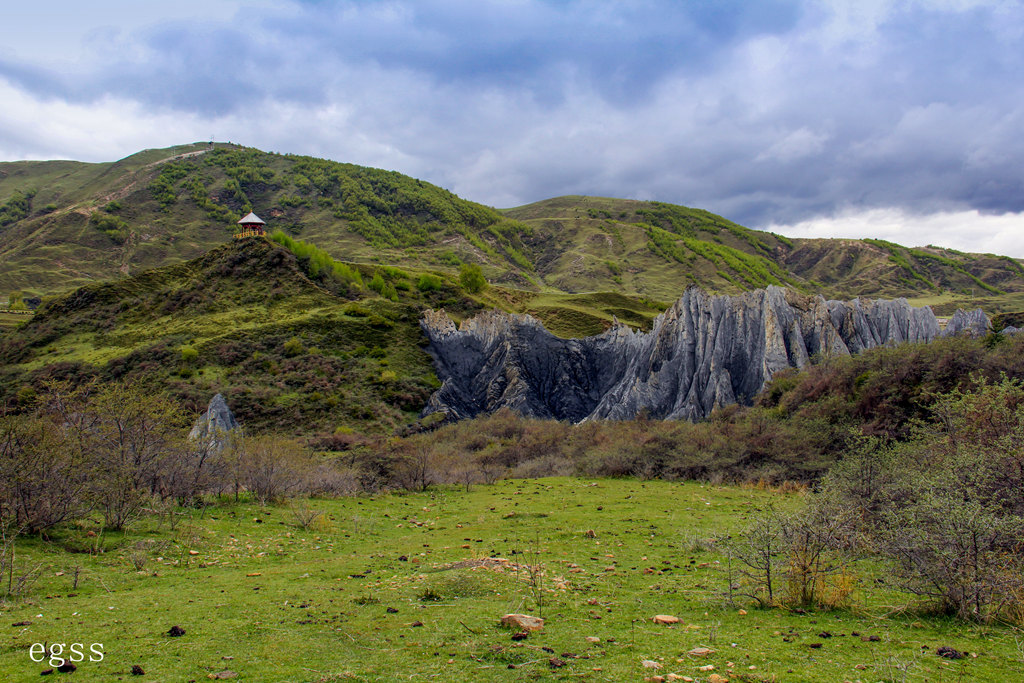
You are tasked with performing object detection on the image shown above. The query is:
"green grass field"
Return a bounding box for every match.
[1,478,1019,682]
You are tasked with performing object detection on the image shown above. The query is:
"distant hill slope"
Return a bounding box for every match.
[504,196,1024,309]
[3,143,1024,315]
[0,238,461,434]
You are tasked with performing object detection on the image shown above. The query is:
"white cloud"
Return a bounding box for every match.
[764,207,1024,257]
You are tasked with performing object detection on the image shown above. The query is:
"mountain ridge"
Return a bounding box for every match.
[3,143,1024,317]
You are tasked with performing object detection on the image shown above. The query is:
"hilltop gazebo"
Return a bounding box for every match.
[234,212,266,239]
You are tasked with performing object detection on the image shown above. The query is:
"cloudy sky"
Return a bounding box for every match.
[2,1,1023,254]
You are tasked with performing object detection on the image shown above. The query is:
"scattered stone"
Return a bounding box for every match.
[188,550,200,556]
[707,674,729,683]
[207,671,237,680]
[511,632,528,641]
[652,614,680,625]
[167,625,186,637]
[12,621,32,626]
[861,635,881,642]
[697,664,715,672]
[854,664,867,670]
[245,573,261,577]
[818,631,832,638]
[642,660,662,669]
[501,614,544,631]
[937,646,965,660]
[410,621,424,628]
[585,636,601,643]
[386,607,399,614]
[548,658,566,668]
[644,677,665,683]
[584,529,597,538]
[737,609,747,615]
[687,647,714,657]
[808,643,822,649]
[40,669,54,676]
[130,664,145,675]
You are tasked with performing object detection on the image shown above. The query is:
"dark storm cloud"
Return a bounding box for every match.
[1,0,1022,234]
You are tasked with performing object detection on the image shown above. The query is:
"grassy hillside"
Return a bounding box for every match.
[0,238,464,435]
[0,143,537,297]
[0,234,677,435]
[4,143,1024,314]
[506,197,1024,310]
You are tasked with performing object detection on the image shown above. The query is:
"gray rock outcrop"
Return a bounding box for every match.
[189,393,241,451]
[942,308,991,337]
[421,285,990,423]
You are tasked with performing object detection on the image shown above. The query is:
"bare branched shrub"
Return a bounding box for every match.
[238,434,311,504]
[289,500,324,530]
[0,413,92,532]
[730,503,856,610]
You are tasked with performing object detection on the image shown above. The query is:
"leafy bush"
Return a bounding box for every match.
[0,190,34,226]
[416,274,442,292]
[270,231,363,290]
[459,263,487,293]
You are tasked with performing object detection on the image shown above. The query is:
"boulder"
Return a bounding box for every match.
[500,614,544,631]
[189,394,241,452]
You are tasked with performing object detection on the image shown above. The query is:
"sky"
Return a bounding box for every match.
[1,0,1023,255]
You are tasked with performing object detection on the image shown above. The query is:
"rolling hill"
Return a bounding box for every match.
[3,143,1024,316]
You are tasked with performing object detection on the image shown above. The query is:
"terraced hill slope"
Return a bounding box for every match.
[3,143,1024,317]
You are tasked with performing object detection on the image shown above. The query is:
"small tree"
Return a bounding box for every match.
[0,414,92,533]
[81,383,188,529]
[459,263,487,294]
[238,434,311,504]
[6,291,25,310]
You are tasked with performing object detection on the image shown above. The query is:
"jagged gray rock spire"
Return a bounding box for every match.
[421,285,989,423]
[188,393,241,452]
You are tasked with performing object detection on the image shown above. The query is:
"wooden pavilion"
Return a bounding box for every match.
[234,212,266,239]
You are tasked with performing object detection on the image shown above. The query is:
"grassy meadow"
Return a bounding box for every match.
[2,478,1021,682]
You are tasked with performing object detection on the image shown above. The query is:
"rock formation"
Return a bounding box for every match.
[189,393,241,451]
[421,286,988,423]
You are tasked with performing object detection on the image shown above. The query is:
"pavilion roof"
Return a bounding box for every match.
[238,212,266,225]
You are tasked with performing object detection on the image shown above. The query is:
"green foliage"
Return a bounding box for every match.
[283,336,305,357]
[818,378,1024,621]
[644,223,787,288]
[908,248,1003,294]
[270,231,364,290]
[185,176,237,224]
[864,239,938,291]
[88,211,130,244]
[459,263,487,293]
[148,163,189,209]
[179,345,199,364]
[0,190,33,226]
[6,291,25,311]
[436,250,462,266]
[416,274,442,292]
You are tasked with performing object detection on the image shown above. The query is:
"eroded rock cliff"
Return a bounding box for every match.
[421,286,990,423]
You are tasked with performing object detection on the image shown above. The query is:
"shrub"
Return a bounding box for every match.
[459,263,487,293]
[417,274,442,292]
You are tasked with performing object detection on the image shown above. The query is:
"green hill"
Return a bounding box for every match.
[3,143,1024,315]
[0,238,463,435]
